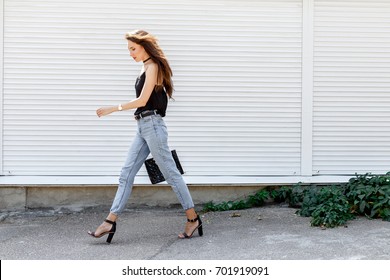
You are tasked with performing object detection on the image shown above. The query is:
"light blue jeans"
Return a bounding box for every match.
[110,114,194,215]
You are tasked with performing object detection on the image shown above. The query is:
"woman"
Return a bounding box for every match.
[88,30,203,243]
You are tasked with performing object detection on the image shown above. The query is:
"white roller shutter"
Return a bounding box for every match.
[2,0,302,177]
[313,0,390,174]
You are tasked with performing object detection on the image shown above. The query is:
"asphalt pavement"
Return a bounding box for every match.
[0,204,389,260]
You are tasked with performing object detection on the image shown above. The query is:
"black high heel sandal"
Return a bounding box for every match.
[87,219,116,243]
[179,215,203,239]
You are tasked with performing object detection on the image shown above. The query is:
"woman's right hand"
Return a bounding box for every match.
[96,106,116,118]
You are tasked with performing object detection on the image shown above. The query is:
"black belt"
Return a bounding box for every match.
[134,110,159,120]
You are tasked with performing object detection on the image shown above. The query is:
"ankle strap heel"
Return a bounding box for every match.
[187,216,199,223]
[88,219,117,243]
[179,215,203,239]
[104,219,116,225]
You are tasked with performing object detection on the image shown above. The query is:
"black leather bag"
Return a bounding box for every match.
[144,150,184,184]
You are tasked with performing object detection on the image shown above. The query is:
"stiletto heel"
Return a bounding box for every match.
[88,219,117,243]
[179,215,203,239]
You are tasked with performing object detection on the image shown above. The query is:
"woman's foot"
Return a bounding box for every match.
[87,213,118,243]
[88,220,113,237]
[87,219,117,243]
[178,214,203,239]
[178,219,199,238]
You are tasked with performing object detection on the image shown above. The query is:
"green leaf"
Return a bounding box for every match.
[359,201,366,213]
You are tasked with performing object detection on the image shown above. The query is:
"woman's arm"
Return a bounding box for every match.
[96,64,158,118]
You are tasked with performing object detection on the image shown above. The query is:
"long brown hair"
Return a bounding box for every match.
[125,30,173,98]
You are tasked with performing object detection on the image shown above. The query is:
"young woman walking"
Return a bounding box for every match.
[87,30,203,243]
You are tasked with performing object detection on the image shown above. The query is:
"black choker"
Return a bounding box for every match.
[143,57,152,63]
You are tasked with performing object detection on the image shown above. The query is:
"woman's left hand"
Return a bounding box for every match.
[96,106,116,118]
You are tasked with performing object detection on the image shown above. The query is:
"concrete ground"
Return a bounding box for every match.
[0,204,389,260]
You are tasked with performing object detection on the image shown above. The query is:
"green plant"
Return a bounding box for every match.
[247,189,269,207]
[270,186,292,203]
[310,197,353,228]
[295,186,321,217]
[203,200,249,212]
[203,189,269,212]
[202,172,390,228]
[303,186,354,227]
[291,185,355,228]
[270,183,306,207]
[345,173,390,221]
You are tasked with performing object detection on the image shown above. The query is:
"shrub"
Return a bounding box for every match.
[303,186,354,227]
[345,172,390,221]
[202,173,390,228]
[203,190,269,212]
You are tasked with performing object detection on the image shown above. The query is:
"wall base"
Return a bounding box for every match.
[0,184,276,211]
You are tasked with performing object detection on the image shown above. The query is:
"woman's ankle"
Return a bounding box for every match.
[185,208,197,221]
[106,212,118,222]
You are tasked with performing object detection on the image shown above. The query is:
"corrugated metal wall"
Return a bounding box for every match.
[2,0,302,176]
[1,0,390,180]
[313,0,390,174]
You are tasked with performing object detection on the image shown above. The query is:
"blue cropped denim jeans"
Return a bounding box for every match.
[110,114,194,215]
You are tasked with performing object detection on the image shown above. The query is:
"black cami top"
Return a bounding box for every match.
[134,72,168,117]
